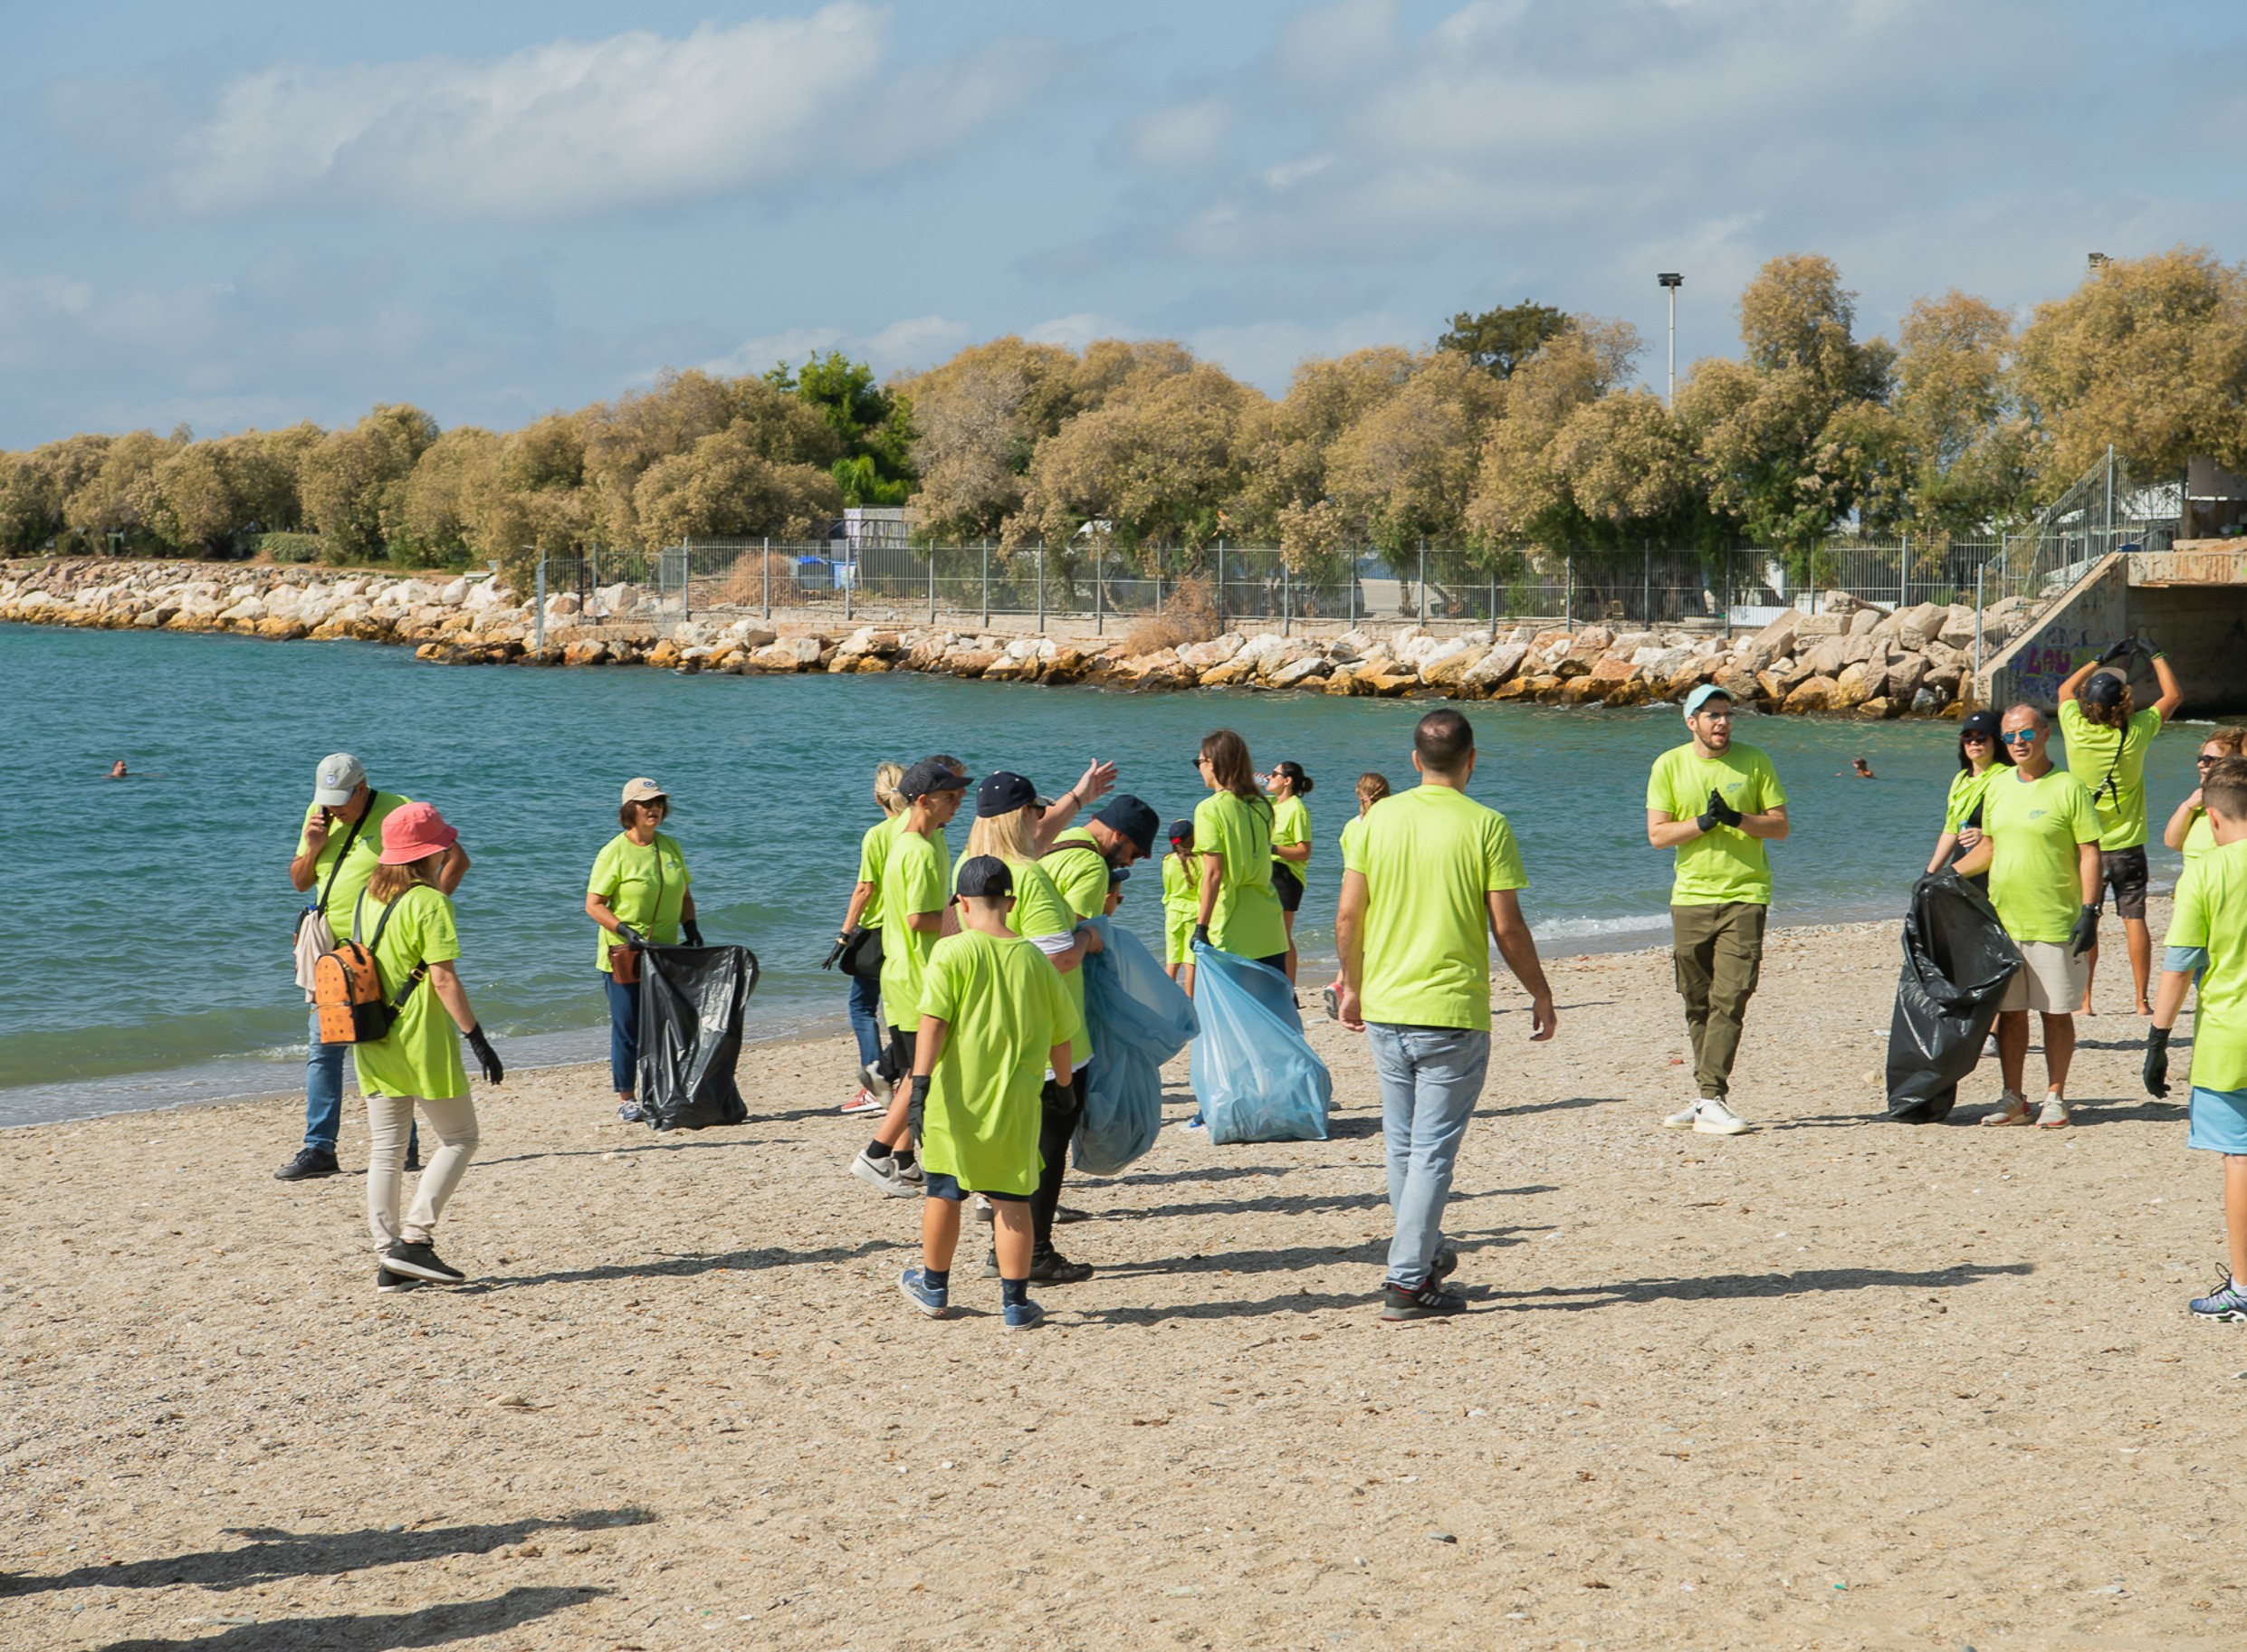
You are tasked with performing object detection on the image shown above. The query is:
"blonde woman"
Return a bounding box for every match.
[2166,727,2247,864]
[958,771,1100,1284]
[350,802,503,1292]
[838,760,905,1112]
[1338,772,1391,864]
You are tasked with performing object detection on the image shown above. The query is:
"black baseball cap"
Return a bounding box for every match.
[2083,671,2126,709]
[955,855,1014,899]
[899,758,971,800]
[1166,816,1195,846]
[976,770,1037,817]
[1108,865,1131,886]
[1095,794,1159,857]
[1959,709,2002,740]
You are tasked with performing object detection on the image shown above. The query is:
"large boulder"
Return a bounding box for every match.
[1832,661,1881,707]
[1795,612,1845,639]
[1885,652,1929,704]
[1936,605,1980,651]
[1197,655,1259,689]
[1896,601,1947,649]
[1267,655,1330,689]
[1461,642,1529,693]
[1783,674,1841,713]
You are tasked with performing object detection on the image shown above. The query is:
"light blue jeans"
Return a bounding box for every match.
[304,1010,347,1151]
[1366,1023,1491,1291]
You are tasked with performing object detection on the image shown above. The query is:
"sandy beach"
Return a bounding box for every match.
[5,907,2243,1651]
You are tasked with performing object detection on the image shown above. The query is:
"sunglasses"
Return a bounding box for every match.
[1961,731,1993,743]
[2200,754,2222,766]
[2000,731,2039,745]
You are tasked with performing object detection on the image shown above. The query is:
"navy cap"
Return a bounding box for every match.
[1166,816,1195,846]
[1960,709,2002,740]
[2083,671,2126,708]
[954,855,1014,899]
[1095,794,1160,856]
[899,758,970,800]
[1108,865,1131,886]
[976,770,1037,817]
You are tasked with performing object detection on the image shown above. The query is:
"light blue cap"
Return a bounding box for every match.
[1682,683,1734,719]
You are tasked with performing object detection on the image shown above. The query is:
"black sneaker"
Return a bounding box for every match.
[1055,1205,1094,1226]
[1381,1280,1468,1323]
[403,1146,422,1173]
[376,1265,420,1294]
[1029,1251,1095,1284]
[382,1241,465,1284]
[275,1146,340,1182]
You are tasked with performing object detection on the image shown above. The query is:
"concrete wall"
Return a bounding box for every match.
[1981,551,2247,713]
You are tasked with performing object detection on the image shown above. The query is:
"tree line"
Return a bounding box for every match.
[4,249,2242,587]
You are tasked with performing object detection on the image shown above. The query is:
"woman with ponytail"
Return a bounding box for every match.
[1190,730,1288,973]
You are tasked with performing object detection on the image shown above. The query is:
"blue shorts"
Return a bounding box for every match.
[922,1172,1029,1204]
[2187,1085,2247,1154]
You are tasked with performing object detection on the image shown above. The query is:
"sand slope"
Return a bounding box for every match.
[5,912,2244,1650]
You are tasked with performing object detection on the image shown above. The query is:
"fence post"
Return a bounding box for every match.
[1563,553,1573,625]
[681,538,692,625]
[1216,540,1225,630]
[1095,554,1104,636]
[1898,531,1908,612]
[533,551,546,654]
[2104,443,2117,556]
[1037,545,1045,634]
[1642,540,1651,626]
[1489,567,1496,627]
[1419,540,1427,625]
[1973,563,1984,702]
[1347,555,1355,628]
[762,538,770,620]
[981,541,990,627]
[1281,558,1291,637]
[928,544,937,625]
[844,545,853,624]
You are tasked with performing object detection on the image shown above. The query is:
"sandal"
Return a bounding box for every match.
[1981,1093,2033,1127]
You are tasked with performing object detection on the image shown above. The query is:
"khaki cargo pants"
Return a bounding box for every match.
[1670,902,1767,1101]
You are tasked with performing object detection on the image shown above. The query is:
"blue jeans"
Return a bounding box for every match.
[305,1011,415,1159]
[305,1010,346,1151]
[846,972,884,1070]
[1366,1022,1491,1291]
[606,973,640,1096]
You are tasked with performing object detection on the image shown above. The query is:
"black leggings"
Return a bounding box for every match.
[1031,1068,1089,1255]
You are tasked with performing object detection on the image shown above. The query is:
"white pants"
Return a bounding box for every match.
[365,1093,479,1249]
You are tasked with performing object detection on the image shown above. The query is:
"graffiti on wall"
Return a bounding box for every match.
[2008,621,2160,707]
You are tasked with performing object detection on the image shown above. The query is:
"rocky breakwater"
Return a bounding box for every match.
[1,559,2031,716]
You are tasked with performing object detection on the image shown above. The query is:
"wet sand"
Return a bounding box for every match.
[5,909,2242,1651]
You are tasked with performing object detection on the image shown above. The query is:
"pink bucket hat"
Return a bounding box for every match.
[379,800,460,864]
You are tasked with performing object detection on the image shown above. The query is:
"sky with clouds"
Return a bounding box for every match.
[3,0,2242,447]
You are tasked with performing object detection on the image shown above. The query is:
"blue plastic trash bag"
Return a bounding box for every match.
[1074,916,1198,1175]
[1188,941,1332,1144]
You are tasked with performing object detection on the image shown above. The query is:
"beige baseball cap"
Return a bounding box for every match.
[620,777,668,805]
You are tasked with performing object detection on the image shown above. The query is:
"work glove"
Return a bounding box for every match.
[1697,788,1743,833]
[2143,1025,2171,1099]
[683,917,704,948]
[907,1073,932,1141]
[1192,922,1212,951]
[2068,903,2101,958]
[2096,638,2133,666]
[463,1023,504,1086]
[617,923,645,948]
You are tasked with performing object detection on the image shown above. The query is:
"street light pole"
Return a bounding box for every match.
[1657,272,1683,406]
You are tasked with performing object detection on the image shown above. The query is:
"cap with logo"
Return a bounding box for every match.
[954,855,1015,899]
[898,758,971,800]
[1166,816,1196,847]
[1094,794,1159,857]
[1959,709,2003,741]
[620,777,668,805]
[313,752,367,807]
[976,770,1038,817]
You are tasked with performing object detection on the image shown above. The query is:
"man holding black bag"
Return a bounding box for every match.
[281,753,468,1181]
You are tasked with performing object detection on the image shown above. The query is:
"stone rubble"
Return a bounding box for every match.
[0,559,2040,717]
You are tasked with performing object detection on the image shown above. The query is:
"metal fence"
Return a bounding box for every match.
[528,513,2185,649]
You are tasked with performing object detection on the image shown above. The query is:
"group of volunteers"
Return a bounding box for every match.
[271,628,2247,1332]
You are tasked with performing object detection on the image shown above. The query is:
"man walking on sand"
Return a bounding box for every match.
[1954,705,2103,1127]
[1646,685,1790,1135]
[1336,710,1557,1323]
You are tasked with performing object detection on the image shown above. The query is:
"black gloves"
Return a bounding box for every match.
[2144,1025,2171,1099]
[2096,638,2133,666]
[1192,922,1212,950]
[2068,903,2101,958]
[906,1073,932,1140]
[1697,788,1743,834]
[464,1023,504,1085]
[617,923,645,948]
[821,931,848,969]
[683,917,704,948]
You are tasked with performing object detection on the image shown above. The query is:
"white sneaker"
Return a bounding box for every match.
[849,1148,918,1198]
[1692,1097,1752,1135]
[1662,1102,1702,1130]
[2036,1093,2071,1129]
[860,1064,894,1104]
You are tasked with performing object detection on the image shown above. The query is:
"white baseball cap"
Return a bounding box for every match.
[621,777,669,805]
[313,752,367,807]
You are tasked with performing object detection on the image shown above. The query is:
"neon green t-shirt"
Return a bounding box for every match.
[1343,785,1527,1031]
[1271,794,1311,889]
[1339,815,1366,864]
[588,831,690,971]
[2167,839,2247,1092]
[297,791,409,934]
[1944,767,2003,835]
[2059,699,2164,851]
[952,849,1089,1065]
[918,928,1077,1196]
[856,815,899,930]
[1161,852,1198,966]
[879,828,946,1033]
[1645,743,1787,906]
[2183,812,2215,863]
[1192,791,1288,960]
[1981,767,2099,945]
[348,884,467,1102]
[1040,827,1111,921]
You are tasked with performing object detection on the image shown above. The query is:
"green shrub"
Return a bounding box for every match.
[258,532,327,564]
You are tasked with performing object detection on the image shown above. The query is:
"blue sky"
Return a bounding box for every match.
[3,1,2242,448]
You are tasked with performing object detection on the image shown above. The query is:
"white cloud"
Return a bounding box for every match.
[170,6,1038,220]
[703,314,971,381]
[1126,100,1230,169]
[1276,0,1401,83]
[1024,311,1134,350]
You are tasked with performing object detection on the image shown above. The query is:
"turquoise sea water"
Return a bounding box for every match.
[0,621,2200,1127]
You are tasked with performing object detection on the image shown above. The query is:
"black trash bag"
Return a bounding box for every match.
[636,943,759,1131]
[1885,872,2021,1122]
